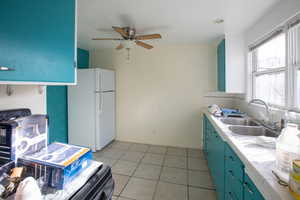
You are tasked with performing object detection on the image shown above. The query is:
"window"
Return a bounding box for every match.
[251,33,286,107]
[249,16,300,110]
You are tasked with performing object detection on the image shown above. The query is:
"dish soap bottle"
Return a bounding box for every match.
[276,123,300,182]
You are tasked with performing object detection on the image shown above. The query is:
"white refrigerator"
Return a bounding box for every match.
[68,68,116,152]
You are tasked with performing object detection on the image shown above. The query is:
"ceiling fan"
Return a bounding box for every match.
[92,26,162,50]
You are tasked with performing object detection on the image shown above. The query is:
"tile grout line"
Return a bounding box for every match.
[151,146,168,200]
[112,143,131,198]
[110,142,136,198]
[118,144,149,199]
[107,142,216,199]
[187,149,190,200]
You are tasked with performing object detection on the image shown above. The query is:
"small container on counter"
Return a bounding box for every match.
[289,160,300,200]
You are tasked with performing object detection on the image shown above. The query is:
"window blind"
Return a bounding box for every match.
[249,28,284,51]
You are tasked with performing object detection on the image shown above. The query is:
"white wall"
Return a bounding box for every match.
[91,44,217,148]
[0,85,46,114]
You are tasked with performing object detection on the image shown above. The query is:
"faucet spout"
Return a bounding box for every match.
[248,99,270,117]
[248,99,278,130]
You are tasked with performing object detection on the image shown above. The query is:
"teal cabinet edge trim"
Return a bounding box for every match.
[217,39,226,92]
[47,48,89,143]
[77,48,89,69]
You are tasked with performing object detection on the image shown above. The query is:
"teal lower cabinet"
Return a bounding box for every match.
[243,174,265,200]
[203,115,209,156]
[203,114,265,200]
[204,115,225,200]
[225,143,244,200]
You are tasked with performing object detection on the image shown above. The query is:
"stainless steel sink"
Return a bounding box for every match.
[228,125,279,137]
[220,117,259,126]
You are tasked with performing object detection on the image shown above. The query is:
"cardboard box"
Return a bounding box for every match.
[19,142,92,189]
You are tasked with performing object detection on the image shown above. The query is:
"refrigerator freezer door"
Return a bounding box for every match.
[100,69,115,92]
[99,92,116,149]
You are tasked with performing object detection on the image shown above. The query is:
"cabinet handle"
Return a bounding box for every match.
[0,66,14,71]
[228,192,234,200]
[229,155,234,161]
[229,170,235,178]
[243,182,254,194]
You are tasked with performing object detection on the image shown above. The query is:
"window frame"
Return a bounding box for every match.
[248,19,300,111]
[250,31,288,109]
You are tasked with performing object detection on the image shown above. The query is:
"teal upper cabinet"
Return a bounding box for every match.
[0,0,76,84]
[217,39,226,91]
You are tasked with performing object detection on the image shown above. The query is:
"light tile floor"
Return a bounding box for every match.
[93,141,217,200]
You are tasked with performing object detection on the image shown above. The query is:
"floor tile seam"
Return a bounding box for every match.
[111,145,134,197]
[158,179,188,186]
[163,165,187,170]
[186,147,190,200]
[129,149,147,177]
[116,151,144,198]
[188,184,216,191]
[188,168,210,172]
[151,148,167,200]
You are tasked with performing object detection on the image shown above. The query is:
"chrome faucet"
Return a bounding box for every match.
[248,99,278,131]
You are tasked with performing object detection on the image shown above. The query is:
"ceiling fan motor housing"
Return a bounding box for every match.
[123,27,136,40]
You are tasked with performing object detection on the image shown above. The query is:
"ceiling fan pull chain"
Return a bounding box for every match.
[127,48,130,60]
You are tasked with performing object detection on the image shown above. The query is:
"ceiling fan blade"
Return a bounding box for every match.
[116,44,124,50]
[112,26,128,38]
[135,41,153,49]
[92,38,123,40]
[135,34,162,40]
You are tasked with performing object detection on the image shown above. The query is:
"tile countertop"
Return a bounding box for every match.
[203,110,294,200]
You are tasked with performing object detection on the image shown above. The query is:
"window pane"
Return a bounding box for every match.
[256,34,286,71]
[254,72,285,106]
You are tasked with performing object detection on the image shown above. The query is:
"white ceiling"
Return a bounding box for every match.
[77,0,280,50]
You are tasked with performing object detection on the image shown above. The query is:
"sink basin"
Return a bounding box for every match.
[229,125,278,137]
[220,117,259,126]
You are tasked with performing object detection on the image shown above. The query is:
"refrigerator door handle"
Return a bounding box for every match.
[100,92,104,113]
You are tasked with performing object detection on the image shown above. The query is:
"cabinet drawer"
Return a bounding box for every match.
[244,174,265,200]
[226,168,243,200]
[225,144,244,182]
[226,191,239,200]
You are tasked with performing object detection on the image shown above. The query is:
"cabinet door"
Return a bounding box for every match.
[214,133,225,200]
[217,39,226,91]
[0,0,76,84]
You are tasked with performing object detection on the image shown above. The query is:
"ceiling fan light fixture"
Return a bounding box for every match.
[213,19,224,24]
[121,40,135,49]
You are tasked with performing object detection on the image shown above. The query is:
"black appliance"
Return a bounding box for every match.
[0,109,48,162]
[69,164,114,200]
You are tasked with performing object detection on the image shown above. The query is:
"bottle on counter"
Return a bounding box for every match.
[275,123,300,182]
